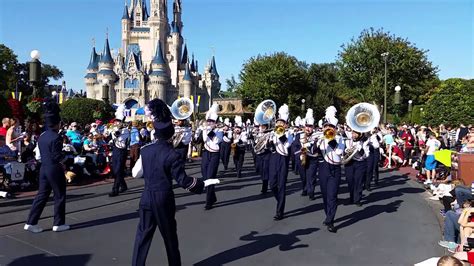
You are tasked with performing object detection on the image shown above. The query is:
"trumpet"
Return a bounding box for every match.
[323,127,336,141]
[274,126,286,138]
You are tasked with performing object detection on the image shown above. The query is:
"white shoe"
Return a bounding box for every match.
[52,224,70,232]
[423,180,432,185]
[24,224,43,233]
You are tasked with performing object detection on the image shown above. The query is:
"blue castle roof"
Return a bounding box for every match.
[151,41,166,65]
[122,4,129,20]
[87,47,99,70]
[210,56,218,76]
[183,63,192,81]
[99,38,114,64]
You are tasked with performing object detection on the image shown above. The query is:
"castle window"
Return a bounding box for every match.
[124,78,140,89]
[136,21,141,26]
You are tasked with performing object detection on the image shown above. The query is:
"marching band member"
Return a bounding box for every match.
[254,118,271,194]
[268,104,294,220]
[220,118,232,170]
[366,128,382,190]
[294,109,319,200]
[172,119,192,162]
[317,106,345,233]
[131,98,220,266]
[109,125,130,197]
[232,116,247,178]
[344,129,370,206]
[200,103,223,210]
[290,116,302,174]
[25,100,70,233]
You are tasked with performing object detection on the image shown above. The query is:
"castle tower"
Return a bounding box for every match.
[121,4,131,56]
[84,46,99,99]
[97,37,117,102]
[149,41,170,103]
[171,0,183,32]
[169,23,182,86]
[180,62,192,98]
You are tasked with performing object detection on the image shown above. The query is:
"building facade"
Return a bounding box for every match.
[85,0,220,112]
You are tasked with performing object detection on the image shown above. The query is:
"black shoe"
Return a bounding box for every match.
[119,187,128,193]
[355,202,362,207]
[366,187,372,192]
[224,166,228,170]
[108,191,119,197]
[204,205,213,210]
[273,214,283,221]
[309,195,316,201]
[301,191,307,196]
[327,224,337,233]
[260,190,268,194]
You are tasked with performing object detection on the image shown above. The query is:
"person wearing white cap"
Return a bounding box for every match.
[232,116,248,178]
[290,116,303,174]
[293,109,319,200]
[268,104,294,220]
[316,106,345,233]
[219,118,233,170]
[200,103,224,210]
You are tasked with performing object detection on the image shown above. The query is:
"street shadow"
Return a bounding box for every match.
[7,253,91,266]
[71,212,138,230]
[193,228,318,266]
[0,193,95,209]
[334,200,403,230]
[284,202,325,219]
[363,187,424,205]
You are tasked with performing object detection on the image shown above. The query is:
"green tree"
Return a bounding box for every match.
[61,98,114,125]
[337,28,439,116]
[306,63,351,121]
[422,79,474,126]
[219,75,239,98]
[236,52,309,115]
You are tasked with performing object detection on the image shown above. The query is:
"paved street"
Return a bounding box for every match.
[0,154,444,266]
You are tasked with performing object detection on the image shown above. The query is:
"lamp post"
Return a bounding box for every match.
[381,52,389,124]
[301,99,306,114]
[393,85,401,123]
[29,50,42,98]
[101,78,109,103]
[408,100,413,123]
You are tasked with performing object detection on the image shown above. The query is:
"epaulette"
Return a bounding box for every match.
[140,141,157,150]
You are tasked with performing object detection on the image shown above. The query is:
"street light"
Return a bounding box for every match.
[29,50,42,97]
[394,85,401,105]
[301,99,306,114]
[381,52,389,123]
[408,100,413,123]
[101,78,109,103]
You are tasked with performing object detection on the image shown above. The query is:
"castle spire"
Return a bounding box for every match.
[183,62,192,81]
[210,55,219,76]
[100,36,114,64]
[152,41,166,65]
[190,53,196,72]
[180,43,188,66]
[87,46,98,70]
[122,3,129,20]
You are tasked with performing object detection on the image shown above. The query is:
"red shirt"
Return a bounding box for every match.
[393,145,405,160]
[0,127,7,137]
[401,131,414,149]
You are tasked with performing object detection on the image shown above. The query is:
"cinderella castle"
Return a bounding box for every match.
[85,0,220,112]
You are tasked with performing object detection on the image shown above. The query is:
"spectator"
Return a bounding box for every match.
[457,124,469,147]
[0,118,10,137]
[401,125,414,166]
[437,255,463,266]
[129,121,141,170]
[424,131,441,185]
[66,122,83,152]
[6,118,22,151]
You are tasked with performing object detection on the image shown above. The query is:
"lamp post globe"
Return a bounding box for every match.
[30,50,41,60]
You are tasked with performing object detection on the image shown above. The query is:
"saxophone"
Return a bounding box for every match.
[231,133,237,156]
[300,133,308,167]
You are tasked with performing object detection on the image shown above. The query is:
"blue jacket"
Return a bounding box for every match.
[139,140,204,207]
[38,130,65,166]
[130,127,140,146]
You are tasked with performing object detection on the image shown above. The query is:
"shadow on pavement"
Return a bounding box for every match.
[193,228,318,266]
[71,212,139,230]
[7,253,91,266]
[0,193,95,209]
[334,200,403,230]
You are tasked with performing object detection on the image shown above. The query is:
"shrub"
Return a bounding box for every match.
[61,98,114,125]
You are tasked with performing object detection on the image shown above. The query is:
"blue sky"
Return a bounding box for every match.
[1,0,473,92]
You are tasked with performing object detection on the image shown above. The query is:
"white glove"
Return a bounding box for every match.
[204,179,220,187]
[356,143,362,152]
[303,142,311,148]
